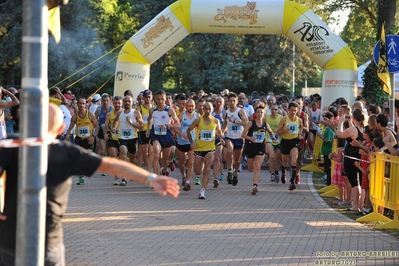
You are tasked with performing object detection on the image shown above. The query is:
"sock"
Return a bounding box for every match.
[290,166,297,184]
[281,166,286,174]
[275,170,279,175]
[186,179,190,184]
[228,169,232,173]
[253,183,257,187]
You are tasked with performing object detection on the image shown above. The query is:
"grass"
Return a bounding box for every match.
[311,172,399,239]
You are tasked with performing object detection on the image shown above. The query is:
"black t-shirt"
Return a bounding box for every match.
[344,126,364,157]
[0,140,102,251]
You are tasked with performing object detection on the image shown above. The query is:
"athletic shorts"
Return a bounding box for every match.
[119,138,138,154]
[215,139,222,146]
[177,144,192,153]
[107,139,119,149]
[245,144,266,159]
[75,136,92,150]
[280,138,300,155]
[266,142,281,151]
[151,139,175,149]
[194,150,215,158]
[97,129,105,140]
[138,131,150,145]
[224,137,244,150]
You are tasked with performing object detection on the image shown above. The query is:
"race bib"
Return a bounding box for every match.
[253,132,265,143]
[143,114,149,122]
[229,124,239,131]
[268,134,280,142]
[112,129,119,138]
[121,128,133,138]
[286,123,299,134]
[154,125,167,135]
[78,126,90,137]
[200,130,214,141]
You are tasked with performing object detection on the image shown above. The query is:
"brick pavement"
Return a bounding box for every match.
[64,170,399,266]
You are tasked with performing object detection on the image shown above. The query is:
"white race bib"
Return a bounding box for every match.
[121,128,133,138]
[154,125,167,135]
[253,132,265,143]
[78,126,90,137]
[286,123,299,134]
[229,124,240,131]
[200,130,214,141]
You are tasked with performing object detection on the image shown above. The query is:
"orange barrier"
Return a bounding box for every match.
[357,153,399,229]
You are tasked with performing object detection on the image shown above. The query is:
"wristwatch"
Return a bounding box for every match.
[146,173,157,186]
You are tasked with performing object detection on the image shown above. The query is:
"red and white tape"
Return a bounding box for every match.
[0,138,45,148]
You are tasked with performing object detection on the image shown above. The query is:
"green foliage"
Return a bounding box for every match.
[361,62,387,106]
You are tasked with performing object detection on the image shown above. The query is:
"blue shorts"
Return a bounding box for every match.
[224,137,244,150]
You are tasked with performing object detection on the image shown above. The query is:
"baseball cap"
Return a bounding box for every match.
[143,89,152,97]
[92,94,101,102]
[63,94,75,100]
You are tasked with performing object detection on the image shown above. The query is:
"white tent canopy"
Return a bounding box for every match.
[358,60,399,91]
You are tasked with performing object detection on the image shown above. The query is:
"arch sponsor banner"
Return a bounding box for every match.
[285,10,348,68]
[190,0,284,35]
[130,7,190,64]
[321,70,357,110]
[114,62,150,97]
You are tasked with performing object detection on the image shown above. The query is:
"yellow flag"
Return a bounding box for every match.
[377,22,391,95]
[48,6,61,43]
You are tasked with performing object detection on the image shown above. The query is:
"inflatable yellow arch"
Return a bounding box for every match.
[114,0,357,110]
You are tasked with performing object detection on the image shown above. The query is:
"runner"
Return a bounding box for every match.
[276,101,304,191]
[94,94,113,157]
[174,99,198,191]
[293,95,309,184]
[114,95,144,185]
[103,96,123,185]
[186,102,223,199]
[66,96,99,185]
[265,103,283,182]
[222,92,248,186]
[242,106,276,195]
[137,89,154,170]
[146,90,180,176]
[212,96,225,181]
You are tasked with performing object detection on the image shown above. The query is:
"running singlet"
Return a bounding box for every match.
[140,105,150,131]
[151,106,174,141]
[75,110,93,139]
[280,115,300,140]
[99,106,113,131]
[225,108,244,139]
[177,111,198,145]
[119,110,137,140]
[266,114,282,145]
[195,116,217,151]
[247,120,267,145]
[109,110,120,140]
[212,109,225,141]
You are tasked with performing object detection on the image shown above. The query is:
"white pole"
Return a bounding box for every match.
[292,43,296,97]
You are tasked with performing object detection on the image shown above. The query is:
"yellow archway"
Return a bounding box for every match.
[114,0,357,110]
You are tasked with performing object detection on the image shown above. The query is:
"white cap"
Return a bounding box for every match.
[92,94,101,102]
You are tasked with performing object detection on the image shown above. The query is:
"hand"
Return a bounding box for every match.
[249,136,256,142]
[88,136,94,145]
[5,113,13,120]
[145,130,150,138]
[104,134,109,141]
[152,175,180,198]
[350,139,360,147]
[181,134,188,140]
[228,117,234,123]
[354,161,360,168]
[272,138,278,143]
[190,142,195,150]
[126,117,132,123]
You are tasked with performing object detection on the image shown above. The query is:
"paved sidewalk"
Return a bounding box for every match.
[64,170,399,266]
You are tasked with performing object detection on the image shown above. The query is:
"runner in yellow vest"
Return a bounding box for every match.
[276,101,304,191]
[187,102,223,199]
[265,103,283,183]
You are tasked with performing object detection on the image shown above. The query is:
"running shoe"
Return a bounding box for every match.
[275,172,280,183]
[219,173,225,181]
[76,177,84,185]
[195,177,201,185]
[101,173,108,176]
[213,179,219,188]
[232,173,238,186]
[295,174,300,184]
[183,182,191,191]
[270,174,276,182]
[198,188,206,199]
[119,179,127,186]
[227,172,233,184]
[238,164,242,172]
[281,173,286,184]
[288,184,296,191]
[182,176,187,186]
[113,178,121,186]
[251,185,258,195]
[169,161,175,172]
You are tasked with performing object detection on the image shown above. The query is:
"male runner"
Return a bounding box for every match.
[137,89,154,170]
[265,103,283,182]
[212,96,225,181]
